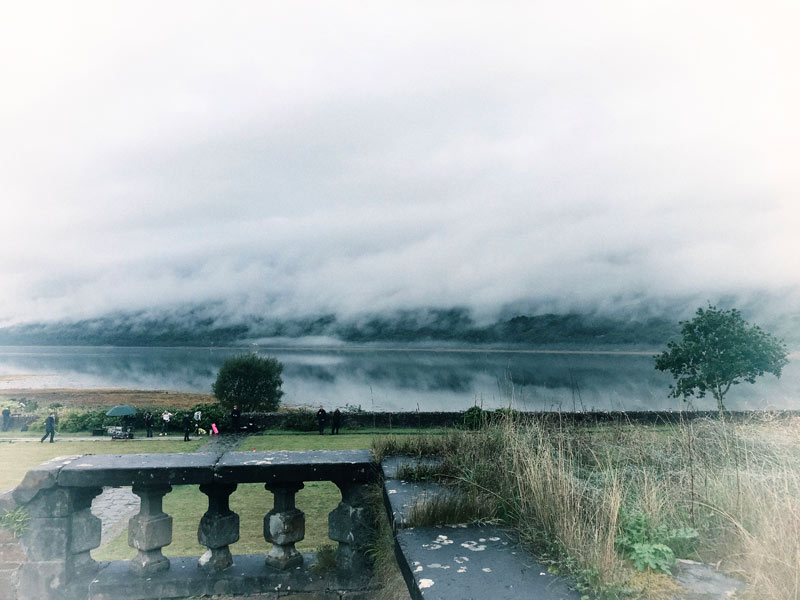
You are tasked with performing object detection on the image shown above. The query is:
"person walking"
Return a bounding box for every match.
[231,405,241,433]
[316,406,327,435]
[2,407,10,431]
[182,413,192,442]
[40,412,55,443]
[331,408,341,435]
[161,410,172,435]
[143,411,154,438]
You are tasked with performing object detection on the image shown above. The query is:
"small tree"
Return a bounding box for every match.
[212,354,284,412]
[654,305,789,411]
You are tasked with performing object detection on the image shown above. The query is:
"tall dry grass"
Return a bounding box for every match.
[374,415,800,599]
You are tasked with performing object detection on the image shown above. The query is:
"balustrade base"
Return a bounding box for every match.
[85,554,375,600]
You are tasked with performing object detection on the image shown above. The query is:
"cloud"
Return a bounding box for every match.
[1,1,799,325]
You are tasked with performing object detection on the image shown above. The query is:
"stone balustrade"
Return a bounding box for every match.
[0,449,379,600]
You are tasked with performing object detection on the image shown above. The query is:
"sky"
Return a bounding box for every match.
[1,1,799,327]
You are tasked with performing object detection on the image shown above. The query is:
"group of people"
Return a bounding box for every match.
[31,405,343,442]
[142,409,204,441]
[316,406,342,435]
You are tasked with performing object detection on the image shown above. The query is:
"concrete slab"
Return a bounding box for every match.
[215,450,378,484]
[394,526,581,600]
[57,453,219,487]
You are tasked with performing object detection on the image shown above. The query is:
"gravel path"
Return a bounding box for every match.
[90,433,249,544]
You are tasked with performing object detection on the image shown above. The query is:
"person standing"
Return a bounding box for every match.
[182,413,192,442]
[231,405,241,432]
[143,411,154,438]
[2,407,10,431]
[316,406,327,435]
[40,412,55,443]
[161,410,172,435]
[330,408,341,435]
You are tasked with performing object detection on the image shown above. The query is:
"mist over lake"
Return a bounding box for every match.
[0,346,795,412]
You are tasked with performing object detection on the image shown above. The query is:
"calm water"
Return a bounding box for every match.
[0,346,796,412]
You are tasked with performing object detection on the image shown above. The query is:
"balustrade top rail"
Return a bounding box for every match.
[50,449,377,488]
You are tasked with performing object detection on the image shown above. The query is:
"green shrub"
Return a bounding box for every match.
[59,409,110,432]
[0,508,30,539]
[461,405,485,430]
[614,510,698,574]
[212,354,284,412]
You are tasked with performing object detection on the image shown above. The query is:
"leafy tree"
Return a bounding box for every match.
[212,354,284,412]
[654,305,789,411]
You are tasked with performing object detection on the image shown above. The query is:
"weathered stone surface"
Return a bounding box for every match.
[12,455,82,505]
[0,543,25,563]
[395,526,581,600]
[128,484,172,575]
[198,546,233,572]
[25,487,77,518]
[70,508,102,554]
[17,560,66,600]
[0,567,19,600]
[0,491,17,514]
[265,509,305,546]
[128,512,172,551]
[21,517,69,561]
[58,453,217,487]
[328,502,371,545]
[215,450,378,484]
[198,511,239,548]
[197,483,239,572]
[87,554,375,600]
[673,559,747,599]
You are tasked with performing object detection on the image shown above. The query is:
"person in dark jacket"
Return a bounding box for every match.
[331,408,341,435]
[182,413,192,442]
[316,406,327,435]
[2,407,10,431]
[40,412,55,443]
[144,411,154,437]
[231,405,241,432]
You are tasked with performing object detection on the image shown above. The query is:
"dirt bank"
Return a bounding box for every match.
[0,388,214,409]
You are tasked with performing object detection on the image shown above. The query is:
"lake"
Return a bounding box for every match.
[0,345,796,412]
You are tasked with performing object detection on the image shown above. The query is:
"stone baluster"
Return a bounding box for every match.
[197,483,239,571]
[69,487,103,577]
[128,484,172,574]
[263,483,304,569]
[329,482,373,571]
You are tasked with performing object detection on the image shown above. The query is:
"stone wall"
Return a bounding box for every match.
[246,409,800,431]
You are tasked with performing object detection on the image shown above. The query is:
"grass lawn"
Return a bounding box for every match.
[0,439,204,492]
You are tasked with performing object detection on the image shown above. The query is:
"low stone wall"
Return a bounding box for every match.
[246,409,800,431]
[0,450,380,600]
[1,415,38,431]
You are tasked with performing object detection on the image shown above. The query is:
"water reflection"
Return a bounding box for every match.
[0,346,796,412]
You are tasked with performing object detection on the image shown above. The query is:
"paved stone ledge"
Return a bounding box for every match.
[395,526,580,600]
[381,457,581,600]
[59,453,219,487]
